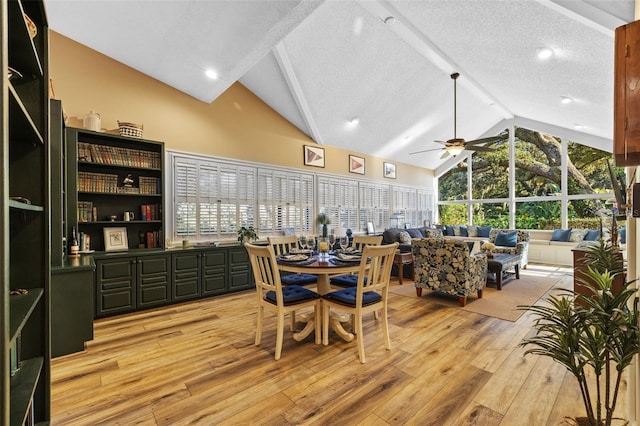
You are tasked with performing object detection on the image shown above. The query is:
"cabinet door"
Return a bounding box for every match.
[615,21,640,166]
[137,255,170,308]
[202,249,227,296]
[228,247,254,291]
[96,258,136,316]
[172,251,201,302]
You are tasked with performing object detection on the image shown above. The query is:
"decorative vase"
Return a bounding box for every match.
[322,224,328,238]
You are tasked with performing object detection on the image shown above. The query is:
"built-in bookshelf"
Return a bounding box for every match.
[2,0,51,423]
[66,128,165,252]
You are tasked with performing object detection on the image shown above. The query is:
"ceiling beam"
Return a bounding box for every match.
[273,42,325,145]
[536,0,628,36]
[356,0,514,120]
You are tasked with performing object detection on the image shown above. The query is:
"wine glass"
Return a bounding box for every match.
[339,236,348,251]
[328,234,336,251]
[308,235,317,253]
[299,235,308,252]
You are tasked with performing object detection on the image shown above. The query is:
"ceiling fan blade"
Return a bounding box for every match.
[434,140,448,145]
[465,135,504,145]
[440,150,451,159]
[466,145,496,152]
[409,147,445,155]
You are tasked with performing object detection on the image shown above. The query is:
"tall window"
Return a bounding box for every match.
[359,182,391,231]
[437,126,621,230]
[257,169,314,233]
[317,176,359,231]
[173,156,256,239]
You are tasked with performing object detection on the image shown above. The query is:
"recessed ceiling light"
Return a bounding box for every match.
[347,117,360,128]
[560,96,573,104]
[205,69,218,80]
[384,16,396,25]
[574,123,584,130]
[536,47,554,60]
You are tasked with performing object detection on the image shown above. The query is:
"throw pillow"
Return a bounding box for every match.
[467,225,478,237]
[406,228,422,238]
[619,227,626,244]
[494,230,517,247]
[445,225,455,236]
[477,226,492,238]
[398,231,412,244]
[453,226,462,236]
[551,228,571,242]
[569,229,588,242]
[583,229,600,241]
[459,226,468,237]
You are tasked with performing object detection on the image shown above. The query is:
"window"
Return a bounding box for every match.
[359,182,390,231]
[317,176,359,231]
[257,169,314,234]
[172,155,256,239]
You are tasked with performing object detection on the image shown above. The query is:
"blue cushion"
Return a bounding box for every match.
[265,285,319,305]
[445,225,455,236]
[495,230,517,247]
[406,228,422,238]
[477,226,492,238]
[551,229,571,242]
[459,226,468,237]
[281,273,317,286]
[583,229,600,241]
[619,227,626,244]
[323,287,381,307]
[330,274,359,287]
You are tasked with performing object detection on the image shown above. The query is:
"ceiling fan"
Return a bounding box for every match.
[410,72,502,158]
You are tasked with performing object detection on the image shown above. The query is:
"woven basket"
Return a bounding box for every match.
[118,121,143,138]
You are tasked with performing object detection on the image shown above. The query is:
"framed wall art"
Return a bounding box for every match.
[303,145,325,168]
[383,162,396,179]
[349,155,365,175]
[103,227,128,251]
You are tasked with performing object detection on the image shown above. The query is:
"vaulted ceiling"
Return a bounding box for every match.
[46,0,634,174]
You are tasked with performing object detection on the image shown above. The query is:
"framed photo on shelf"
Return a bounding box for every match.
[303,145,325,168]
[349,155,365,175]
[383,162,396,179]
[103,227,128,252]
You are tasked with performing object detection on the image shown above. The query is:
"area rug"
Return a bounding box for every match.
[389,270,567,322]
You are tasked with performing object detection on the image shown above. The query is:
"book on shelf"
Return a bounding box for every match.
[77,142,161,168]
[77,201,93,222]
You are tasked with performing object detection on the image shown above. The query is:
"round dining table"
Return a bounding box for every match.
[277,253,363,342]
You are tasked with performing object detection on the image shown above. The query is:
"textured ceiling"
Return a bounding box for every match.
[46,0,634,172]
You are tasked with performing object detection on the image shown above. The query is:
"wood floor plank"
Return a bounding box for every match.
[48,266,633,425]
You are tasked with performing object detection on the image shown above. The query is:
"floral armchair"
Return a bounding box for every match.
[412,238,487,307]
[480,229,529,268]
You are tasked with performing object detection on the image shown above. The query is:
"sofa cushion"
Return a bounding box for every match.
[398,231,412,244]
[406,228,423,238]
[495,230,517,247]
[467,225,478,237]
[459,226,468,237]
[477,226,492,238]
[551,228,571,242]
[619,227,626,244]
[569,229,588,242]
[583,229,600,241]
[445,225,455,236]
[382,228,400,244]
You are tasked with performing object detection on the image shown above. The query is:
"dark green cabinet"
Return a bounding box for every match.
[96,254,170,316]
[137,255,170,308]
[202,250,227,296]
[228,247,253,291]
[172,251,201,302]
[51,257,95,357]
[96,257,136,316]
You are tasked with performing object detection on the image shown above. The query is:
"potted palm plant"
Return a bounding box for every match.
[519,239,639,426]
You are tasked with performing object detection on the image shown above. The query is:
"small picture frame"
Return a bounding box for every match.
[349,155,365,175]
[303,145,325,168]
[383,162,396,179]
[103,227,128,252]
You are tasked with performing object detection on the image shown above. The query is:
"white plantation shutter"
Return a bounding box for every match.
[258,169,314,233]
[317,176,359,231]
[174,158,198,236]
[359,182,390,231]
[417,189,434,225]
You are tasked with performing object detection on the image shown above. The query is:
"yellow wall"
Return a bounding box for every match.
[49,31,434,187]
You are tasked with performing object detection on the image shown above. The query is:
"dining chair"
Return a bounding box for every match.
[245,242,321,360]
[322,242,398,363]
[330,234,383,288]
[267,235,318,286]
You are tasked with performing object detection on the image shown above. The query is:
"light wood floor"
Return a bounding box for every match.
[50,264,628,425]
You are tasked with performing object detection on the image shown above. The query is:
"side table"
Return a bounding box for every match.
[393,251,414,284]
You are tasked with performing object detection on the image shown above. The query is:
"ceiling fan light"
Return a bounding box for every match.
[446,146,464,156]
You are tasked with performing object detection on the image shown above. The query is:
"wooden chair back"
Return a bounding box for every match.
[267,235,298,256]
[352,235,383,251]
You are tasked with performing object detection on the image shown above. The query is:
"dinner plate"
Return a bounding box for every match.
[278,253,310,262]
[335,253,362,262]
